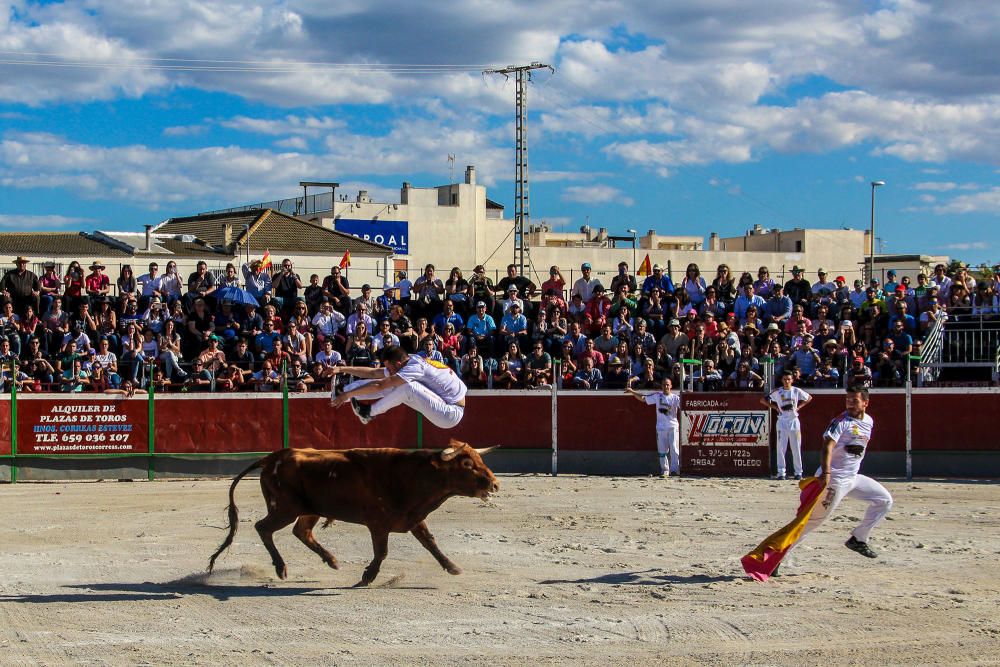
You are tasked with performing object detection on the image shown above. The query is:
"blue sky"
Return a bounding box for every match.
[1,1,999,266]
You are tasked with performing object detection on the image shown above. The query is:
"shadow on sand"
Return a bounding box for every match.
[539,569,740,586]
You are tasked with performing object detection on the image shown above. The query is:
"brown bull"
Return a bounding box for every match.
[207,440,499,587]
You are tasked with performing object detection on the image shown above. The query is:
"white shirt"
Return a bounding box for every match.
[571,277,600,303]
[312,310,345,336]
[769,386,811,425]
[644,391,680,430]
[822,411,874,482]
[138,273,163,297]
[393,355,467,405]
[394,278,413,299]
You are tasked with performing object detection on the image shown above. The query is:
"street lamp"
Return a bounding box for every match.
[869,181,885,283]
[627,229,638,283]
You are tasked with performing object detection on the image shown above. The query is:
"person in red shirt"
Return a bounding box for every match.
[85,261,111,301]
[583,284,612,336]
[540,266,566,299]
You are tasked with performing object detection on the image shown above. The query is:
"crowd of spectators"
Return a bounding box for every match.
[1,253,996,394]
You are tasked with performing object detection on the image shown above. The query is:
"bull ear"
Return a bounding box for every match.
[440,446,461,461]
[474,446,499,456]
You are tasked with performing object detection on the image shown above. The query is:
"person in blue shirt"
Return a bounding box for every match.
[765,284,793,326]
[883,269,899,295]
[734,283,766,321]
[499,302,528,349]
[641,264,675,296]
[253,319,281,359]
[464,301,497,353]
[888,301,917,335]
[432,299,464,337]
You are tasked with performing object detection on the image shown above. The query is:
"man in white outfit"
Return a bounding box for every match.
[330,345,466,429]
[761,371,812,481]
[791,385,893,562]
[626,377,681,477]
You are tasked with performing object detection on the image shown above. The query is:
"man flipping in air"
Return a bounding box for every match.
[330,345,467,429]
[626,377,681,477]
[761,371,812,480]
[794,385,893,560]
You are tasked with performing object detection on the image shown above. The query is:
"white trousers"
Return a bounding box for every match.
[344,378,464,430]
[775,420,803,477]
[656,425,679,475]
[795,473,893,549]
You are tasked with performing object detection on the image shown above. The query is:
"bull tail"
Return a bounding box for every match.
[207,458,265,572]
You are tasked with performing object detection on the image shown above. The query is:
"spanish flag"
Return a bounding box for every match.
[637,254,652,276]
[260,250,272,270]
[741,477,825,582]
[339,250,351,269]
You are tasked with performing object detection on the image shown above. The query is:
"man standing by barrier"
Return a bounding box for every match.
[761,371,812,480]
[330,345,467,429]
[626,377,680,477]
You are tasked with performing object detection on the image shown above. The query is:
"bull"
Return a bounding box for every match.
[207,440,500,587]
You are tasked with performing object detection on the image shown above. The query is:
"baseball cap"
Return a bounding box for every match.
[895,286,905,293]
[668,318,680,326]
[652,263,661,270]
[507,285,518,292]
[854,279,863,287]
[835,276,846,283]
[818,268,827,274]
[209,334,222,342]
[476,301,486,307]
[854,356,865,364]
[581,262,592,270]
[888,269,897,276]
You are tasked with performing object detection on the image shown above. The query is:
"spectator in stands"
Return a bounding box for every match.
[712,264,738,308]
[384,304,417,352]
[462,354,488,389]
[734,283,765,322]
[315,338,343,371]
[496,263,536,303]
[2,256,41,317]
[185,261,217,313]
[39,262,60,315]
[413,317,436,350]
[312,300,345,350]
[609,283,637,320]
[699,286,726,321]
[499,302,529,350]
[241,260,271,306]
[413,263,445,319]
[659,319,688,359]
[432,299,464,336]
[345,322,376,368]
[541,266,566,299]
[890,301,917,335]
[254,318,280,359]
[373,284,394,321]
[158,261,182,306]
[444,267,470,315]
[783,265,811,307]
[60,357,89,392]
[500,284,525,315]
[610,261,637,295]
[727,360,763,390]
[540,288,567,317]
[753,266,776,298]
[62,260,85,313]
[467,266,494,316]
[973,281,999,317]
[182,358,213,392]
[810,303,835,334]
[611,305,635,340]
[345,303,375,338]
[372,318,400,352]
[812,268,835,302]
[465,301,497,353]
[283,321,308,363]
[679,263,704,305]
[252,359,279,392]
[583,284,611,336]
[116,264,137,310]
[321,265,351,315]
[630,318,656,356]
[602,357,628,389]
[525,341,552,388]
[285,358,313,393]
[577,337,606,371]
[846,355,873,388]
[571,262,600,303]
[558,341,578,383]
[488,358,516,389]
[572,356,602,390]
[92,336,121,388]
[567,292,586,322]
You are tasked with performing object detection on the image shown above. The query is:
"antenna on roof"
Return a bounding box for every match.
[448,154,456,184]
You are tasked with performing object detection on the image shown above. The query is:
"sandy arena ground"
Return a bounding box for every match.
[1,474,999,666]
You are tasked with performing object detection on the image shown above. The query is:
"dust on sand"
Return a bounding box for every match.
[1,475,998,665]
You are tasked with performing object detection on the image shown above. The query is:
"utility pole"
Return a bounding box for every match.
[484,62,553,274]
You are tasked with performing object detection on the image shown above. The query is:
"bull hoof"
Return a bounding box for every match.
[352,579,370,588]
[445,564,462,576]
[325,557,340,570]
[276,564,288,580]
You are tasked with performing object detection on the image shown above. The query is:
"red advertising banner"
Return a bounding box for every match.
[0,397,11,456]
[557,394,655,452]
[154,395,282,454]
[16,396,148,455]
[424,393,552,449]
[681,393,770,477]
[287,395,417,450]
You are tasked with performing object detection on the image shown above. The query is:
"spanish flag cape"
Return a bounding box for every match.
[741,477,826,582]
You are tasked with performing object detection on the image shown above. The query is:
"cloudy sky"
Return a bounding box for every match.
[1,0,998,266]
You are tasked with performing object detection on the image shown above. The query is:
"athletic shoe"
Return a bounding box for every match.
[793,474,802,480]
[774,474,786,481]
[351,398,374,425]
[845,536,878,558]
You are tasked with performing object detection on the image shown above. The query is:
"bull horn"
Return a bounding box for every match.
[474,446,499,456]
[440,446,461,461]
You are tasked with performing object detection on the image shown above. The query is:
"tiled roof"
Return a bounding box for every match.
[0,232,130,258]
[155,209,392,256]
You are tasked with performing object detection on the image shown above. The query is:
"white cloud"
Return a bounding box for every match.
[163,125,207,137]
[931,187,1000,214]
[219,115,345,137]
[0,213,95,228]
[274,136,308,150]
[561,184,633,206]
[914,181,959,191]
[943,241,988,251]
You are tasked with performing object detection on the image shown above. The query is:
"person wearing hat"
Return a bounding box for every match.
[848,279,867,309]
[495,263,536,313]
[659,317,689,359]
[498,299,529,350]
[84,260,111,302]
[374,283,396,319]
[868,277,885,301]
[500,283,525,316]
[241,258,272,306]
[1,256,41,317]
[846,355,873,388]
[883,269,899,295]
[465,300,497,352]
[812,268,835,301]
[571,262,601,303]
[783,265,812,307]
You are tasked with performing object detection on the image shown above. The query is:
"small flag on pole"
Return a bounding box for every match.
[637,254,652,276]
[339,250,351,269]
[260,250,272,270]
